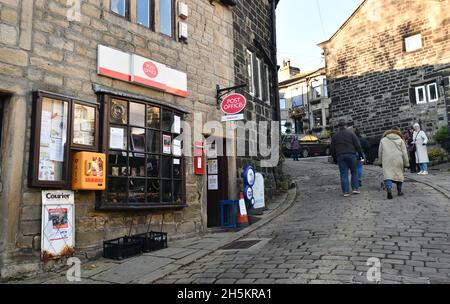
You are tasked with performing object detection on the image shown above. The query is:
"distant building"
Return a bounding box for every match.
[319,0,450,140]
[278,63,331,136]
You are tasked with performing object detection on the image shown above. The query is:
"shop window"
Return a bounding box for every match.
[111,0,129,18]
[30,92,99,188]
[101,95,184,209]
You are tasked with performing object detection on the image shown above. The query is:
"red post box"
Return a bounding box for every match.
[194,141,205,175]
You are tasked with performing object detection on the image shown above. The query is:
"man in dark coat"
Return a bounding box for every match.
[331,120,363,197]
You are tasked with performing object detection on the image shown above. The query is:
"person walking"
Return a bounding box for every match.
[291,136,300,161]
[404,126,418,173]
[331,120,363,197]
[412,123,429,175]
[354,128,369,187]
[378,127,409,200]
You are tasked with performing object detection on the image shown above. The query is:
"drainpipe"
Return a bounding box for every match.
[270,0,281,137]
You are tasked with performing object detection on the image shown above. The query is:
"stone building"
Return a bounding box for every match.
[318,0,450,140]
[0,0,280,279]
[278,64,331,136]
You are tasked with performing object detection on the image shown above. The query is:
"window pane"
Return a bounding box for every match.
[130,102,146,127]
[110,99,128,124]
[280,98,286,109]
[129,153,146,177]
[147,155,160,177]
[246,51,254,94]
[129,179,145,204]
[173,159,182,179]
[137,0,151,27]
[162,156,172,178]
[162,180,172,203]
[174,180,182,204]
[147,105,160,129]
[416,86,426,104]
[160,0,173,36]
[111,0,126,16]
[147,130,160,153]
[109,126,128,150]
[38,97,68,182]
[161,109,172,131]
[147,179,160,203]
[107,177,128,204]
[73,103,95,146]
[428,84,438,101]
[130,128,146,152]
[108,151,128,177]
[253,56,259,98]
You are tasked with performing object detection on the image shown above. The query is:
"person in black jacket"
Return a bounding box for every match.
[331,120,363,197]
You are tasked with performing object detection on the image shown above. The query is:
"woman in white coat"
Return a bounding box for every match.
[413,123,429,175]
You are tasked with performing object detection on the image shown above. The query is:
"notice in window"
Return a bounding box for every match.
[110,127,125,149]
[163,135,172,154]
[173,115,181,134]
[49,138,64,162]
[40,111,52,145]
[208,159,218,175]
[173,139,182,156]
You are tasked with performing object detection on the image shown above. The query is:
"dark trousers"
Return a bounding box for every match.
[409,150,417,173]
[292,149,299,161]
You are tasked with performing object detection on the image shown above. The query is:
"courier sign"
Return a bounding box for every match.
[221,94,247,115]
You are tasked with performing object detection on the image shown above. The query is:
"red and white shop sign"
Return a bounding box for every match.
[220,93,247,115]
[98,45,188,97]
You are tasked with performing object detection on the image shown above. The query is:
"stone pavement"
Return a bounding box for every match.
[151,157,450,284]
[9,183,297,284]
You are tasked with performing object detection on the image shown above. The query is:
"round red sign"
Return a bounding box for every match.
[221,94,247,115]
[143,61,158,78]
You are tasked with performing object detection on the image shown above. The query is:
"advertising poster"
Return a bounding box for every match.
[163,135,172,154]
[253,173,266,210]
[208,175,218,190]
[41,190,75,261]
[208,159,218,175]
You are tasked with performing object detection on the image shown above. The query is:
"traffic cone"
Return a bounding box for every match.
[237,192,249,228]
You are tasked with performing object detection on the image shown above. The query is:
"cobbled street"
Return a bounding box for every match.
[155,157,450,284]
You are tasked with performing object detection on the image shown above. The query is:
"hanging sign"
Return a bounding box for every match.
[41,190,75,261]
[220,93,247,115]
[221,114,245,122]
[253,173,265,210]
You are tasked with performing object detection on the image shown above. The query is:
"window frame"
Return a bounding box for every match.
[159,0,175,38]
[98,94,186,211]
[136,0,155,30]
[29,91,72,188]
[264,64,271,104]
[246,50,255,96]
[415,86,427,104]
[404,33,423,53]
[256,57,263,99]
[110,0,130,19]
[71,100,100,152]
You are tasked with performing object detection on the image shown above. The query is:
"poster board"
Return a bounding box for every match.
[41,190,75,260]
[253,173,265,210]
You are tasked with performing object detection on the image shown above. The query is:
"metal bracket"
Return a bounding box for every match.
[216,84,247,106]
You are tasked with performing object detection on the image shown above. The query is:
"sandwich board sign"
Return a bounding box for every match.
[41,190,75,261]
[253,173,265,210]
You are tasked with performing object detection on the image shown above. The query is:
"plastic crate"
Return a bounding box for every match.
[131,231,168,253]
[103,236,143,260]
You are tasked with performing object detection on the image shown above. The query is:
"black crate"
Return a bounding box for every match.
[131,231,168,253]
[103,236,143,260]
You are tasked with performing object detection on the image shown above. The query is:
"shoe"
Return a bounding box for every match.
[344,193,351,197]
[387,189,393,200]
[398,191,404,197]
[422,171,429,175]
[417,171,424,175]
[352,190,361,194]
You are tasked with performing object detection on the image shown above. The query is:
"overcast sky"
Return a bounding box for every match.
[276,0,364,72]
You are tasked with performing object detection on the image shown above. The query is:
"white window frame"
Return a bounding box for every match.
[405,34,422,53]
[427,83,438,102]
[246,50,255,96]
[323,79,328,98]
[256,58,263,99]
[415,86,427,104]
[265,64,271,104]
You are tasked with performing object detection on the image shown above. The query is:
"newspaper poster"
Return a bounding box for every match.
[41,190,75,261]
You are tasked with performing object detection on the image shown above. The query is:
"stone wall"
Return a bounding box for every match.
[232,0,280,197]
[320,0,450,139]
[0,0,234,279]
